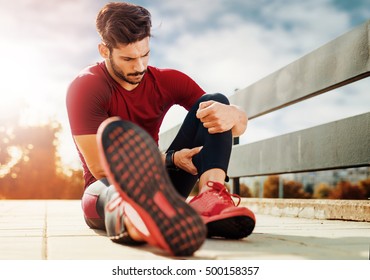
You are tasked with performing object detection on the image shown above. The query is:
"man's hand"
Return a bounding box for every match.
[196,100,246,135]
[173,146,202,175]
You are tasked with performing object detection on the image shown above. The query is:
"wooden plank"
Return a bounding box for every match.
[227,113,370,178]
[159,21,370,150]
[229,20,370,119]
[159,123,181,152]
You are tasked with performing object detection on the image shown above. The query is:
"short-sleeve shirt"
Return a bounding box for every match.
[66,62,205,187]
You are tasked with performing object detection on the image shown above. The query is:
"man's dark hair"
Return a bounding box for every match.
[96,2,152,50]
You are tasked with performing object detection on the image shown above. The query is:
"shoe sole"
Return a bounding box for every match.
[203,209,256,239]
[206,216,255,239]
[97,117,206,256]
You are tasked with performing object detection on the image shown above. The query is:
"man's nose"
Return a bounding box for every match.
[133,58,145,73]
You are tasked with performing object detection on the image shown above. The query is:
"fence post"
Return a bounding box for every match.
[260,177,264,198]
[232,137,240,195]
[278,176,284,198]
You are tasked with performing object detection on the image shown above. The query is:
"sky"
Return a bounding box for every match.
[0,0,369,169]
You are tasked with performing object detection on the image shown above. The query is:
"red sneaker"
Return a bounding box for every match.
[189,181,256,239]
[97,117,206,256]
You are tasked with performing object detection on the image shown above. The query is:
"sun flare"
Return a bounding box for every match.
[0,44,51,125]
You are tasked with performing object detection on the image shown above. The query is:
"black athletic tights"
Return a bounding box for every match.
[166,92,232,197]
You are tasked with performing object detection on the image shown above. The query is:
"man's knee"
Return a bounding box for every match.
[200,93,230,105]
[81,192,105,229]
[81,178,110,230]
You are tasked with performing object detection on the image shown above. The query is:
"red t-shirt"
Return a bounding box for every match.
[66,62,205,187]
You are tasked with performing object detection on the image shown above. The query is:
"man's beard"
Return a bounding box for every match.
[109,55,146,85]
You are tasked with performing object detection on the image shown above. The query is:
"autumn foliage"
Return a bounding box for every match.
[262,175,369,200]
[0,122,84,199]
[263,175,311,198]
[328,180,367,200]
[313,183,331,199]
[239,183,252,197]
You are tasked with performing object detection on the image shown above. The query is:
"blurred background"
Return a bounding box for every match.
[0,0,369,199]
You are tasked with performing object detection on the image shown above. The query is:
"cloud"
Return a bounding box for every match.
[153,0,352,93]
[152,0,367,134]
[1,0,369,166]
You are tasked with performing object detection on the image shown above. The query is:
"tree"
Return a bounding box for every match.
[358,178,370,199]
[329,180,366,200]
[313,183,332,199]
[263,175,279,198]
[283,180,311,198]
[263,175,311,198]
[0,121,84,199]
[239,182,252,197]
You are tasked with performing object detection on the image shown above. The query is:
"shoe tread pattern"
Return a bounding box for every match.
[100,119,206,256]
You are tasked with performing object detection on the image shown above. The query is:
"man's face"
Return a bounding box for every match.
[103,37,150,87]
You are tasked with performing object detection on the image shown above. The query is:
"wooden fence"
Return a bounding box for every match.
[159,20,370,195]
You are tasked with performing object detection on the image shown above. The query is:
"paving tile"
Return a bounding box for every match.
[0,200,369,260]
[0,228,43,237]
[0,237,44,260]
[47,236,168,260]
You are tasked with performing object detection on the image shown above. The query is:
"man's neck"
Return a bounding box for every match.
[119,80,139,91]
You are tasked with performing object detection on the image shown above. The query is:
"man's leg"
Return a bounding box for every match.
[167,93,256,239]
[81,178,110,230]
[166,93,232,197]
[96,117,206,256]
[81,178,145,245]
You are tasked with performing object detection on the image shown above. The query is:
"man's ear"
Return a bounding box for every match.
[98,43,110,59]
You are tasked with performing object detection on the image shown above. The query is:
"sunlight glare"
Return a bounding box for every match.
[0,43,49,125]
[0,146,23,178]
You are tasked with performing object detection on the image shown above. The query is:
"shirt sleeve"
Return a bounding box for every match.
[66,72,110,135]
[157,68,205,110]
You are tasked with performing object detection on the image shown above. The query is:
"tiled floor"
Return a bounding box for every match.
[0,200,369,260]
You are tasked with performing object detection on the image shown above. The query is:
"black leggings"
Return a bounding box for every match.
[166,93,232,197]
[82,93,232,228]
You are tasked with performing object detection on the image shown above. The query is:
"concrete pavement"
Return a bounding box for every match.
[0,200,369,260]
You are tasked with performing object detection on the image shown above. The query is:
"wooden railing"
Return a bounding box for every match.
[159,20,370,195]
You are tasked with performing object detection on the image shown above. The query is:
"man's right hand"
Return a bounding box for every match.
[173,146,202,175]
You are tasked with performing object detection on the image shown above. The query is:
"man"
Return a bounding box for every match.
[66,2,255,256]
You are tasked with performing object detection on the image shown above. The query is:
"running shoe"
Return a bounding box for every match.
[104,192,146,246]
[188,181,256,239]
[97,117,206,256]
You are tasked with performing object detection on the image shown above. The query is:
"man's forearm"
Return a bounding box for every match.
[231,105,248,137]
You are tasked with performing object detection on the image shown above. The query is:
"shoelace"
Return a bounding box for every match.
[207,181,241,206]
